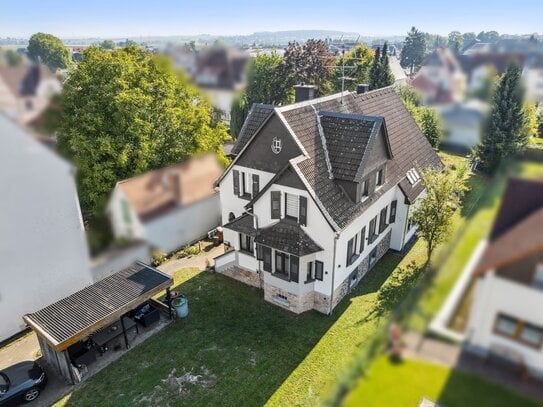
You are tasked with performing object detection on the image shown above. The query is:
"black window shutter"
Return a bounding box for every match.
[299,196,307,226]
[379,207,388,233]
[390,200,397,223]
[252,174,260,197]
[290,256,299,282]
[360,227,366,252]
[271,191,281,219]
[233,169,240,196]
[262,246,272,271]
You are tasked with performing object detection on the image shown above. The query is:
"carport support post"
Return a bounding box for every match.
[120,316,130,349]
[166,287,173,319]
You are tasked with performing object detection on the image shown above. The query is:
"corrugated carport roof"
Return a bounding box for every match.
[23,262,173,351]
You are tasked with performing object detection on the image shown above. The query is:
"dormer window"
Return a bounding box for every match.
[533,264,543,289]
[361,179,369,199]
[406,168,421,185]
[376,168,385,188]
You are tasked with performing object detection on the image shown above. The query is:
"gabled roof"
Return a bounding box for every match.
[277,87,441,230]
[318,111,391,182]
[475,178,543,275]
[255,219,323,256]
[231,103,274,156]
[117,154,223,223]
[0,64,55,97]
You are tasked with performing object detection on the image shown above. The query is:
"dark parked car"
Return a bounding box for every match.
[0,362,47,405]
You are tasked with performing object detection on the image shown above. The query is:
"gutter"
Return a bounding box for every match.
[328,231,340,315]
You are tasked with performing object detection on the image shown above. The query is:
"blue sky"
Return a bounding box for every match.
[1,0,542,38]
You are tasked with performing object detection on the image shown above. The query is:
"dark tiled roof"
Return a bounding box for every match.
[489,178,543,241]
[223,213,257,237]
[24,263,172,350]
[279,87,441,230]
[319,111,381,182]
[231,103,274,155]
[255,219,323,256]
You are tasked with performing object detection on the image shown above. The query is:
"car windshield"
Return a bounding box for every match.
[0,372,8,392]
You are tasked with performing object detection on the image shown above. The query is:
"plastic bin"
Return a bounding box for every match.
[172,295,189,318]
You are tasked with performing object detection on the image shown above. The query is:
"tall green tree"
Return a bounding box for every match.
[331,44,374,92]
[282,39,335,95]
[462,32,477,49]
[412,165,468,260]
[447,31,463,54]
[55,45,229,213]
[398,84,443,148]
[475,63,528,173]
[99,39,116,50]
[368,43,395,91]
[400,27,426,73]
[477,31,500,43]
[229,52,291,138]
[27,32,71,70]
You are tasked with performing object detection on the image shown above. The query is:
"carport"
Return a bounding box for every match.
[23,262,173,384]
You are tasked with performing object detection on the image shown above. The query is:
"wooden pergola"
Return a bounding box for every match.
[24,262,173,383]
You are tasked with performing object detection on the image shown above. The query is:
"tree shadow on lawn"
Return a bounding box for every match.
[61,267,385,407]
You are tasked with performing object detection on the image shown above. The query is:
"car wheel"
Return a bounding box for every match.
[23,387,40,402]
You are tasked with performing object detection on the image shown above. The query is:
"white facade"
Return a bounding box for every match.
[466,271,543,378]
[522,66,543,104]
[219,161,414,313]
[0,116,92,341]
[108,186,221,253]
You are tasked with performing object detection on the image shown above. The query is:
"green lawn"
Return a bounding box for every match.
[344,356,543,407]
[54,245,427,406]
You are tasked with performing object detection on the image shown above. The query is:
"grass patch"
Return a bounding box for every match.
[344,356,543,407]
[54,243,426,406]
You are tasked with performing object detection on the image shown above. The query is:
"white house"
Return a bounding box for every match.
[214,85,441,314]
[0,115,92,341]
[436,99,490,150]
[466,178,543,379]
[522,54,543,104]
[0,64,61,125]
[107,154,223,253]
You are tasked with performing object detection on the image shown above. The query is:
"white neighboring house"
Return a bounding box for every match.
[0,115,92,342]
[0,64,61,125]
[466,178,543,379]
[436,99,490,150]
[522,54,543,104]
[107,154,223,253]
[214,85,441,314]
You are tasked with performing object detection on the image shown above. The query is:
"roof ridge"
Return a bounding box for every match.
[312,105,334,180]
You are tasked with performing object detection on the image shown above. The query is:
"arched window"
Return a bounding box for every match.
[228,212,235,222]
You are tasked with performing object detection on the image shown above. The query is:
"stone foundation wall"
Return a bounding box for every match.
[219,266,261,288]
[263,283,315,314]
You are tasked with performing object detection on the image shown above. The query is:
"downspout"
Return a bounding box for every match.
[328,231,340,315]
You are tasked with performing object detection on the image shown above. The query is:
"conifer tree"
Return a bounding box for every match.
[475,62,528,173]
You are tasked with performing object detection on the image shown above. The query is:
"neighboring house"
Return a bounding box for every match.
[0,115,92,341]
[0,64,61,125]
[410,48,466,105]
[458,53,525,95]
[214,85,441,314]
[466,178,543,379]
[436,99,490,150]
[108,154,223,253]
[462,42,492,56]
[522,54,543,104]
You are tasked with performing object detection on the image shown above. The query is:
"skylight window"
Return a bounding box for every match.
[406,168,421,185]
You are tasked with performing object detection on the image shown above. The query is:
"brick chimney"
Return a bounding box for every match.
[293,82,316,103]
[356,84,369,94]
